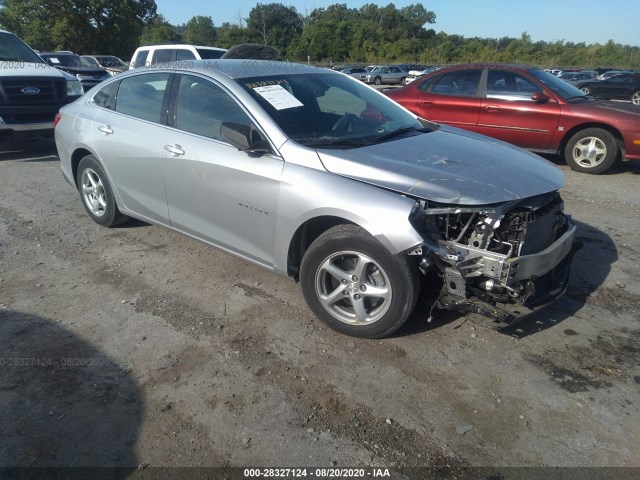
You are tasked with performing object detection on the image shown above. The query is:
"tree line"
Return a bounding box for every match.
[1,0,639,68]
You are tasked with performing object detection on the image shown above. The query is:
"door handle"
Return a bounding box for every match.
[98,125,113,135]
[164,144,185,156]
[484,105,501,112]
[420,100,435,106]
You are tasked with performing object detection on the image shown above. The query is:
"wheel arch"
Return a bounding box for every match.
[286,215,356,280]
[558,122,624,156]
[71,147,95,186]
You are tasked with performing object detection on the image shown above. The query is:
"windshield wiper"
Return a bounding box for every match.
[299,137,369,149]
[371,126,430,144]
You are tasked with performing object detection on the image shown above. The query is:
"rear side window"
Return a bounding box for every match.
[430,70,481,97]
[196,48,225,59]
[115,73,171,123]
[92,81,119,109]
[131,49,149,68]
[176,49,196,61]
[151,49,174,65]
[174,74,251,141]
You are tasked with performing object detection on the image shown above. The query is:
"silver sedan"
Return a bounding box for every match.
[54,60,576,337]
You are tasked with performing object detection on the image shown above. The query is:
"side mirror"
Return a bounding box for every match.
[531,92,548,103]
[221,122,270,154]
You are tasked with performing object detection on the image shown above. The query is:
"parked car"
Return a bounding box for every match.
[365,65,407,85]
[386,63,640,174]
[575,73,640,105]
[0,30,82,140]
[597,70,633,80]
[54,60,577,337]
[82,55,128,76]
[40,52,111,91]
[557,71,598,85]
[129,44,227,69]
[403,67,439,84]
[340,66,367,81]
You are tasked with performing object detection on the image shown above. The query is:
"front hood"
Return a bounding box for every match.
[568,99,640,120]
[317,125,564,205]
[2,62,70,79]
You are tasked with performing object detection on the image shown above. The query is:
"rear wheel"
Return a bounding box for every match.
[564,128,618,174]
[631,90,640,105]
[300,225,419,338]
[77,155,128,226]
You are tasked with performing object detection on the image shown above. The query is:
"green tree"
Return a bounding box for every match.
[216,22,249,48]
[246,3,303,55]
[140,14,182,45]
[184,15,216,46]
[0,0,156,56]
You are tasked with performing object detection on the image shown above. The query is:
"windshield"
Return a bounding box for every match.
[82,56,100,67]
[238,72,424,148]
[43,54,95,68]
[0,32,45,63]
[529,68,587,100]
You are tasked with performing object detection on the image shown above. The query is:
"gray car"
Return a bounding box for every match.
[365,65,407,85]
[54,60,577,338]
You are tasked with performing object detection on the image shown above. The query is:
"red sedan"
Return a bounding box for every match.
[385,64,640,174]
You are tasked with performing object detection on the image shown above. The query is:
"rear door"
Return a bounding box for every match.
[476,68,560,150]
[596,74,634,99]
[415,68,482,131]
[91,72,172,222]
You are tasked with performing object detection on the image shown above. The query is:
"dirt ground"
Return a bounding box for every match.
[0,137,639,477]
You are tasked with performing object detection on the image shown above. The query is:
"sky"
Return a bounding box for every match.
[155,0,640,47]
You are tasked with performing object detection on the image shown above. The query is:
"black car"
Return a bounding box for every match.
[40,52,111,91]
[576,73,640,105]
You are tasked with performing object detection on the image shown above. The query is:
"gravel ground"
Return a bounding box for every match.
[0,137,639,476]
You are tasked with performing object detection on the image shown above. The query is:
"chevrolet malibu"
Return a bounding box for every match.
[54,60,577,338]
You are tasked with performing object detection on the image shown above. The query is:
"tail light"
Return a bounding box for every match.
[53,112,61,128]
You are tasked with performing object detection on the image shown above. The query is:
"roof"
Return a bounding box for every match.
[139,59,327,80]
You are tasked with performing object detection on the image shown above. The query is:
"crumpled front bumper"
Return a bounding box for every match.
[432,218,578,328]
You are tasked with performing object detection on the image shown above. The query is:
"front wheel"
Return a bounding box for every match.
[631,90,640,105]
[300,225,419,338]
[580,86,591,94]
[373,76,382,85]
[77,155,128,226]
[564,128,618,174]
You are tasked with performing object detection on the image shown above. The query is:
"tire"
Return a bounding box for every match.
[564,128,618,174]
[400,77,406,85]
[76,155,128,227]
[374,76,382,85]
[300,224,419,338]
[631,90,640,105]
[580,86,591,94]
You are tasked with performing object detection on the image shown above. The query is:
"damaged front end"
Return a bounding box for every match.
[409,191,578,328]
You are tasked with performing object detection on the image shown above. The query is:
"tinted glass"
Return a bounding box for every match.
[115,73,170,123]
[92,81,119,109]
[529,69,585,99]
[430,70,481,97]
[131,50,149,68]
[151,49,174,65]
[0,32,44,63]
[487,70,539,100]
[175,74,251,141]
[176,49,196,61]
[196,48,226,59]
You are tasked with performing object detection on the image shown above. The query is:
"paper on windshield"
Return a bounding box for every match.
[48,57,60,64]
[253,84,303,110]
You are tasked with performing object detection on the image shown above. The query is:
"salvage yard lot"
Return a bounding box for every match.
[1,138,639,471]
